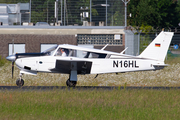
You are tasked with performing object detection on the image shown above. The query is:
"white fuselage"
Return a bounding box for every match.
[15,55,162,74]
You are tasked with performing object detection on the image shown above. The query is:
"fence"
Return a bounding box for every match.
[0,0,125,26]
[125,30,180,56]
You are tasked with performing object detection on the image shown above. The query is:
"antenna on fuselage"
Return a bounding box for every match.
[120,47,128,54]
[101,44,109,50]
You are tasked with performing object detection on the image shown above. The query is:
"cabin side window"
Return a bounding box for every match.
[75,50,107,58]
[55,48,70,57]
[54,48,107,58]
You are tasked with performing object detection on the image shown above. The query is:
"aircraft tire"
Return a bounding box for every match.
[16,78,24,86]
[66,79,77,87]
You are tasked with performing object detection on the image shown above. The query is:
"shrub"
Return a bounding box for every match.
[0,56,8,67]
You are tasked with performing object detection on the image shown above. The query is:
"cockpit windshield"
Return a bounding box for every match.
[42,45,58,56]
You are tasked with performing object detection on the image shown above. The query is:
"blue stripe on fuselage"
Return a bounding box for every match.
[16,53,47,59]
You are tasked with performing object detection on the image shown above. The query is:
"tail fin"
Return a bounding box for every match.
[139,31,174,61]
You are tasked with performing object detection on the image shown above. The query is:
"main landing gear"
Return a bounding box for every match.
[66,70,77,87]
[16,73,24,86]
[66,79,77,87]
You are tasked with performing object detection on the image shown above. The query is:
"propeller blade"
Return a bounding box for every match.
[12,61,14,79]
[12,39,14,55]
[11,39,15,79]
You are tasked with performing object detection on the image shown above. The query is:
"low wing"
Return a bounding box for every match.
[20,70,37,75]
[49,60,92,74]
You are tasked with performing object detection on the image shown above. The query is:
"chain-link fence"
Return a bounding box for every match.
[125,29,180,57]
[0,0,125,26]
[139,32,180,59]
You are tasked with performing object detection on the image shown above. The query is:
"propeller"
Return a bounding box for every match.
[6,40,16,66]
[12,39,14,79]
[12,61,14,78]
[12,38,14,78]
[6,54,16,79]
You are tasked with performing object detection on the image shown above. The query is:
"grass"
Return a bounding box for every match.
[0,56,180,119]
[0,89,180,120]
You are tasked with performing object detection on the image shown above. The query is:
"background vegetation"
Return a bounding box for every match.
[0,56,8,67]
[128,0,179,28]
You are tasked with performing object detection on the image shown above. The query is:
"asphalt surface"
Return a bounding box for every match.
[0,86,180,91]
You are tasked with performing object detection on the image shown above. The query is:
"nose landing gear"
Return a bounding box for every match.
[16,73,24,86]
[16,78,24,86]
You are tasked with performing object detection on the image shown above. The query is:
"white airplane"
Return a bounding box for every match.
[6,31,174,87]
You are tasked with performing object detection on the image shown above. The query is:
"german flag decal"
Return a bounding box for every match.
[155,43,161,47]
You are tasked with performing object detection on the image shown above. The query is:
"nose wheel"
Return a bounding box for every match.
[16,73,24,86]
[16,78,24,86]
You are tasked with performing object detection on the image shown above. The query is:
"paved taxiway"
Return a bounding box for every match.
[0,86,180,91]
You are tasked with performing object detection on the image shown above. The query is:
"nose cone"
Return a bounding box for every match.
[6,55,16,62]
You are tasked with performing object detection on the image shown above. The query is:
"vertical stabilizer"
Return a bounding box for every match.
[139,31,174,61]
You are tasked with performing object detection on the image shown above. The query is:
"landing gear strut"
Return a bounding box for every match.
[66,70,77,87]
[66,79,77,87]
[16,73,24,86]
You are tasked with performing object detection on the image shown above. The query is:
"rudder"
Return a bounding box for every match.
[139,31,174,61]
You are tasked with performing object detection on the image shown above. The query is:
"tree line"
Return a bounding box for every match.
[128,0,180,29]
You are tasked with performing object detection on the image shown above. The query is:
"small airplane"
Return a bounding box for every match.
[6,31,174,87]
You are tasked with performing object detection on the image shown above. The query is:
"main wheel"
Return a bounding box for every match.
[66,79,77,87]
[16,78,24,86]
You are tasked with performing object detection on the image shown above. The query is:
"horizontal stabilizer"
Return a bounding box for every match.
[153,64,169,67]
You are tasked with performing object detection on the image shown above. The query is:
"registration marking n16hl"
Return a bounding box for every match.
[113,60,139,68]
